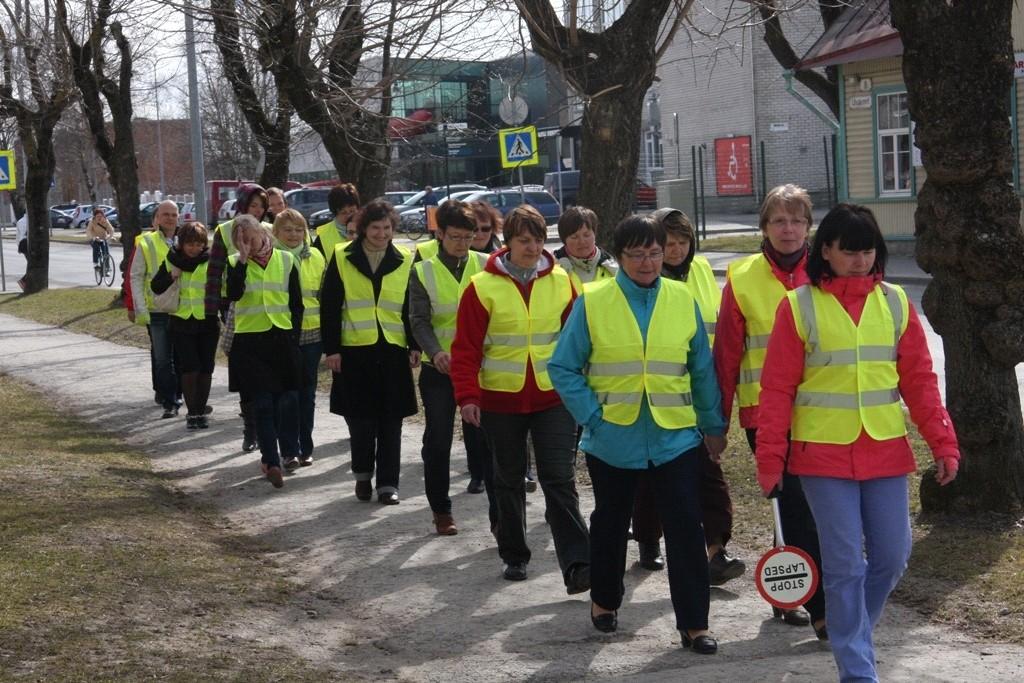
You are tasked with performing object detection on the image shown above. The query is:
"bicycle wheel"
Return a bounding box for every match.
[94,255,103,285]
[103,253,116,286]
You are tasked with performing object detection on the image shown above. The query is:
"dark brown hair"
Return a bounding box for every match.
[176,221,209,246]
[355,200,399,236]
[328,183,360,214]
[557,206,598,242]
[436,200,476,233]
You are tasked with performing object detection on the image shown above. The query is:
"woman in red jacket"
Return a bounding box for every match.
[756,204,959,683]
[450,205,590,592]
[714,184,826,634]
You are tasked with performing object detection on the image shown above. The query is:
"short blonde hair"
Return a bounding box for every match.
[272,208,308,236]
[759,184,813,232]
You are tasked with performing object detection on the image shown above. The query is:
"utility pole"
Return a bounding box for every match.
[184,1,206,219]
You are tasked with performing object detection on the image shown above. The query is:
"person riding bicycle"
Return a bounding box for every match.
[86,207,114,270]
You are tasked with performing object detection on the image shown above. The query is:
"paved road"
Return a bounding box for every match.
[0,230,127,291]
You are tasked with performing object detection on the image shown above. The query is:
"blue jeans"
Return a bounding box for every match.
[298,341,323,457]
[252,389,300,467]
[148,313,178,409]
[801,475,912,683]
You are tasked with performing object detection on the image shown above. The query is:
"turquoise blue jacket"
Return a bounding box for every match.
[548,270,726,469]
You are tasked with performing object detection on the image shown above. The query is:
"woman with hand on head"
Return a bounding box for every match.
[549,215,726,654]
[713,184,827,635]
[320,200,419,505]
[149,222,218,429]
[756,204,959,682]
[450,205,590,592]
[272,209,326,469]
[224,215,304,489]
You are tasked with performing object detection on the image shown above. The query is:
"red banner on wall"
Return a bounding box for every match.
[714,136,753,195]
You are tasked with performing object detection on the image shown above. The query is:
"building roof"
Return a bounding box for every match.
[796,0,903,69]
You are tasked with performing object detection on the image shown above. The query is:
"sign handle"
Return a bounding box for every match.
[772,497,785,547]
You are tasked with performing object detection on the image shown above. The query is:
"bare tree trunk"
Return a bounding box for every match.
[891,0,1024,512]
[19,117,58,293]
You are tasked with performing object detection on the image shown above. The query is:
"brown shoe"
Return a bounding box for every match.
[433,512,458,536]
[355,480,372,501]
[266,466,284,489]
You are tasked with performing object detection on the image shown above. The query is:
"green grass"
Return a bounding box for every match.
[697,234,763,252]
[0,374,338,680]
[0,288,150,349]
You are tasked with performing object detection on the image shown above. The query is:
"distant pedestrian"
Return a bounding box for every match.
[272,208,326,469]
[757,203,960,681]
[15,211,28,290]
[422,186,439,207]
[149,222,218,429]
[320,200,419,505]
[224,215,304,489]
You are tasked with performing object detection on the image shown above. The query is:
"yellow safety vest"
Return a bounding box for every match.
[788,283,909,444]
[139,230,173,310]
[338,243,412,347]
[682,255,721,347]
[173,261,209,321]
[298,250,326,332]
[557,255,615,293]
[472,266,572,392]
[727,253,788,408]
[316,220,348,262]
[583,278,697,429]
[229,249,295,333]
[416,239,441,262]
[414,251,486,360]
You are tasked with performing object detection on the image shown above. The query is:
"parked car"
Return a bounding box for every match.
[217,199,237,223]
[71,204,116,229]
[462,187,562,224]
[177,202,198,226]
[50,202,79,215]
[284,187,331,220]
[380,191,418,205]
[398,190,480,232]
[543,171,658,211]
[392,184,486,213]
[308,208,334,229]
[139,201,159,228]
[49,207,73,230]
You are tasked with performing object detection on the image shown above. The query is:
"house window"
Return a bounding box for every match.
[644,128,664,170]
[877,92,912,195]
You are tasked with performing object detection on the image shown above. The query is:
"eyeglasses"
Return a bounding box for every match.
[621,250,664,263]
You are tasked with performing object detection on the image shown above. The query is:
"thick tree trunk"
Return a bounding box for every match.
[21,123,56,294]
[578,89,646,245]
[891,0,1024,512]
[257,141,290,189]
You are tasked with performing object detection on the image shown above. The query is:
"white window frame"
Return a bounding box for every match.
[644,128,664,171]
[876,92,912,196]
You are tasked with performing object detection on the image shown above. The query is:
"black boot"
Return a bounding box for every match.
[239,401,258,452]
[638,541,665,571]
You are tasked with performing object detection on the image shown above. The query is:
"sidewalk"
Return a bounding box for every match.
[1,313,1019,681]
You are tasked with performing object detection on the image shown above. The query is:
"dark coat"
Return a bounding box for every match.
[320,239,418,419]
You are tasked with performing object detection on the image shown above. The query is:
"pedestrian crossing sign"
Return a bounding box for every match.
[0,150,15,191]
[499,126,539,169]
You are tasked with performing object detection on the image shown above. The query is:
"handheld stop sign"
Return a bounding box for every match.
[755,498,820,610]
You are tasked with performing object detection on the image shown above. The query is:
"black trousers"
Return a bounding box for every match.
[587,449,710,632]
[481,404,589,580]
[346,415,403,495]
[418,364,492,514]
[746,428,826,622]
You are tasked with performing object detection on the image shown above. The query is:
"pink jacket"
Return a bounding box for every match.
[755,274,960,495]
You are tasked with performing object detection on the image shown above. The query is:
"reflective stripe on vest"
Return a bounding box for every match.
[788,282,909,444]
[414,251,486,357]
[728,253,788,408]
[583,278,697,428]
[338,244,412,347]
[316,221,347,262]
[472,266,571,392]
[681,255,721,347]
[416,239,441,262]
[230,249,295,333]
[173,261,209,320]
[298,249,326,331]
[140,232,172,310]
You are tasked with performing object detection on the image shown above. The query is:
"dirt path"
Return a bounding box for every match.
[2,312,1022,682]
